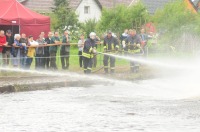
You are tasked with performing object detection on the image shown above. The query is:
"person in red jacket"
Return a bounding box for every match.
[0,30,7,52]
[0,30,7,66]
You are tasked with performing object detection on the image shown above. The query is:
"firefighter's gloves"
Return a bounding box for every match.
[92,48,97,54]
[115,45,119,51]
[136,44,141,48]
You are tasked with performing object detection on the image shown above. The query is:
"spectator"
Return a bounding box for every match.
[50,31,60,70]
[77,34,85,68]
[44,32,52,69]
[26,35,38,69]
[12,34,26,67]
[0,30,7,66]
[36,34,46,69]
[19,33,28,68]
[60,31,70,70]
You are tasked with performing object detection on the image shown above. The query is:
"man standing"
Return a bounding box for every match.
[44,32,52,69]
[60,31,70,70]
[49,32,60,70]
[36,34,46,69]
[0,30,7,66]
[19,33,28,68]
[82,32,97,74]
[123,29,141,73]
[103,31,119,74]
[2,30,14,67]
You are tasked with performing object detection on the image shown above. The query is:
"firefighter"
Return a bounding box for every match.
[103,31,119,74]
[82,32,97,74]
[122,29,141,73]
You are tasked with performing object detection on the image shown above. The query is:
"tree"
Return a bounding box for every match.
[152,0,200,53]
[52,0,78,31]
[96,3,149,35]
[80,19,97,38]
[153,0,197,38]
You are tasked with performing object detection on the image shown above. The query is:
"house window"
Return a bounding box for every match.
[84,6,90,14]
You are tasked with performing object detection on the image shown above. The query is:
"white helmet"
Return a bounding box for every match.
[90,32,96,40]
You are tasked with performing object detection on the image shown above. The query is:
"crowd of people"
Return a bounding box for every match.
[0,28,156,74]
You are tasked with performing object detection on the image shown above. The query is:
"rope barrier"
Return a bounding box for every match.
[0,42,103,48]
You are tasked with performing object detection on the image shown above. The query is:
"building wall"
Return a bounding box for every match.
[76,0,102,22]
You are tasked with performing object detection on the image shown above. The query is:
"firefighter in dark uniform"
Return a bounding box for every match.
[122,29,141,73]
[103,31,119,74]
[82,32,97,74]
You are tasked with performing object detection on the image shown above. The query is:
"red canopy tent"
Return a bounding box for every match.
[0,0,50,39]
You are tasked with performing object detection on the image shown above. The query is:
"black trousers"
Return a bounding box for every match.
[83,57,93,74]
[93,55,97,68]
[44,53,50,69]
[60,50,70,69]
[50,51,57,70]
[78,51,83,67]
[35,54,45,69]
[103,55,115,73]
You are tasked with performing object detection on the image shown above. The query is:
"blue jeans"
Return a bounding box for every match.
[25,57,33,69]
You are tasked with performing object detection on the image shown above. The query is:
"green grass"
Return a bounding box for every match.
[51,44,130,72]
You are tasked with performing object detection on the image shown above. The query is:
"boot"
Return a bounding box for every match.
[131,67,135,73]
[110,69,115,74]
[104,68,108,74]
[135,66,139,73]
[87,69,91,74]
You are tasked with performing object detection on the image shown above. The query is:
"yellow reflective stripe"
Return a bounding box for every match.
[112,43,114,50]
[89,47,93,53]
[87,68,92,70]
[104,46,107,49]
[110,67,115,70]
[104,66,108,68]
[82,52,90,58]
[116,45,119,48]
[130,49,140,53]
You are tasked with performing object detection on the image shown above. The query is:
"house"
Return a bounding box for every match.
[18,0,200,22]
[18,0,133,22]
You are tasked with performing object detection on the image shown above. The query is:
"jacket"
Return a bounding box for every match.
[2,35,14,53]
[82,38,96,58]
[103,36,119,52]
[60,36,70,52]
[27,40,38,58]
[49,36,60,52]
[44,37,51,55]
[0,35,6,52]
[124,35,141,53]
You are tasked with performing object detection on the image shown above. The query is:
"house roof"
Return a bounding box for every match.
[140,0,176,14]
[72,0,102,10]
[140,0,199,14]
[192,0,200,6]
[98,0,134,8]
